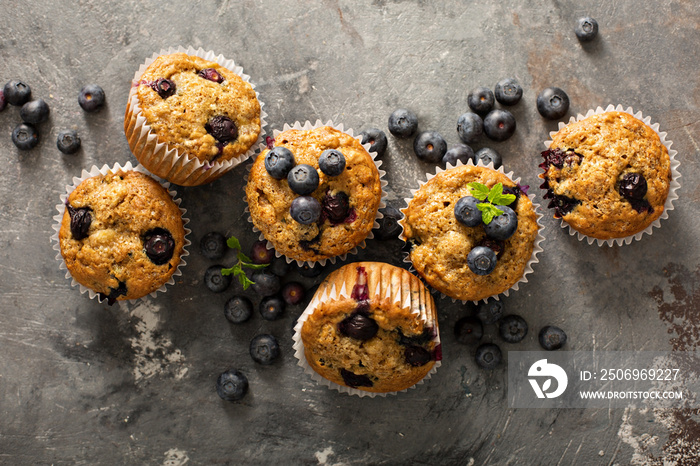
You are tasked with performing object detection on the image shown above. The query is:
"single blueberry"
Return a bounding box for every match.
[281,282,305,305]
[11,123,39,150]
[388,108,418,138]
[456,112,483,144]
[322,191,351,224]
[200,232,227,260]
[374,206,403,240]
[250,240,274,264]
[251,272,281,297]
[494,78,523,106]
[259,295,285,321]
[204,265,232,293]
[143,228,175,265]
[318,149,346,176]
[340,369,373,388]
[475,147,502,169]
[475,343,502,370]
[269,257,291,277]
[264,146,296,180]
[249,334,281,365]
[150,78,176,99]
[483,109,516,142]
[413,131,447,163]
[20,99,50,125]
[443,144,476,166]
[499,314,528,343]
[290,196,322,225]
[575,16,599,42]
[56,129,81,155]
[198,68,224,83]
[467,246,497,275]
[404,345,431,367]
[216,369,248,402]
[3,80,32,106]
[454,316,483,345]
[536,87,570,120]
[224,296,253,324]
[287,164,320,195]
[338,313,379,341]
[468,86,495,115]
[67,205,92,240]
[484,205,518,241]
[454,196,483,227]
[476,299,504,325]
[619,173,647,200]
[539,325,568,351]
[359,128,388,157]
[205,115,238,144]
[78,84,105,112]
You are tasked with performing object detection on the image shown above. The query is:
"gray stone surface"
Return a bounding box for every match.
[1,1,699,464]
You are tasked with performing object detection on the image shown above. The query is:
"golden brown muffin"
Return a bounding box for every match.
[58,170,186,304]
[400,165,540,302]
[540,111,671,240]
[246,126,382,263]
[298,262,441,394]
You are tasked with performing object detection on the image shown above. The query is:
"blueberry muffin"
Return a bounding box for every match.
[125,51,262,185]
[245,125,383,263]
[296,262,441,394]
[539,110,671,240]
[400,164,541,302]
[58,170,187,304]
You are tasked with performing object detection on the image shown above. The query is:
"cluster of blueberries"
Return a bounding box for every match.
[455,299,568,370]
[1,80,104,153]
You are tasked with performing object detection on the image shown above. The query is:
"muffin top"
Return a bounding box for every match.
[540,111,671,239]
[246,126,382,263]
[400,165,540,302]
[59,170,186,303]
[135,52,261,164]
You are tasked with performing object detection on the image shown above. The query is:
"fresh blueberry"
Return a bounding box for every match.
[499,314,528,343]
[250,240,274,264]
[494,78,523,106]
[11,123,39,150]
[0,89,6,111]
[3,80,32,106]
[205,115,238,144]
[143,228,175,265]
[269,257,291,277]
[287,164,320,195]
[216,369,248,402]
[251,272,280,297]
[619,173,647,200]
[388,108,418,138]
[454,316,483,345]
[475,147,502,168]
[249,334,280,365]
[413,131,447,163]
[20,99,50,124]
[290,196,321,225]
[67,205,92,240]
[224,296,253,324]
[56,129,81,155]
[443,144,476,166]
[150,78,176,99]
[475,343,502,369]
[483,109,516,142]
[78,84,105,112]
[359,128,388,157]
[322,191,351,224]
[484,205,518,240]
[340,369,373,388]
[536,87,570,120]
[468,86,495,115]
[204,265,232,293]
[539,325,568,351]
[404,345,431,367]
[319,149,346,176]
[575,16,599,42]
[456,112,483,144]
[476,299,504,325]
[200,232,227,260]
[198,68,224,83]
[295,262,325,278]
[264,146,296,180]
[281,281,305,305]
[454,196,483,227]
[467,246,497,275]
[338,313,379,341]
[259,295,285,320]
[374,206,403,240]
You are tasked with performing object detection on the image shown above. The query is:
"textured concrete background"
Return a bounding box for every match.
[1,0,699,464]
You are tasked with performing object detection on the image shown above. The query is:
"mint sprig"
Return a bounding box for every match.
[467,182,516,225]
[221,236,269,290]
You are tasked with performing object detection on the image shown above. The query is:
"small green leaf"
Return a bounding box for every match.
[237,251,253,264]
[467,182,490,201]
[492,192,516,206]
[242,262,270,271]
[220,265,236,276]
[478,203,504,224]
[238,273,255,290]
[227,236,242,251]
[487,183,504,204]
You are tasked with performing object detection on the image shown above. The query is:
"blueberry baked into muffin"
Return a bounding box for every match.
[58,170,187,304]
[295,262,441,394]
[246,125,383,263]
[539,110,671,241]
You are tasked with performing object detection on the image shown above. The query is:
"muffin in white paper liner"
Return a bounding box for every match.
[124,45,267,186]
[541,104,680,247]
[292,262,441,397]
[399,159,545,304]
[244,120,388,268]
[51,161,191,304]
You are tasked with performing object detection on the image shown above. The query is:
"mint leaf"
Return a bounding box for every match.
[241,262,269,271]
[227,236,242,251]
[238,273,255,290]
[477,203,504,224]
[467,182,490,201]
[492,192,516,206]
[487,183,503,204]
[220,265,237,276]
[238,251,253,264]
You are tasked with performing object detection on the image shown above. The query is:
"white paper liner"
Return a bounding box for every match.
[542,104,681,246]
[243,120,388,268]
[50,161,191,304]
[292,262,441,397]
[124,45,268,186]
[398,159,545,304]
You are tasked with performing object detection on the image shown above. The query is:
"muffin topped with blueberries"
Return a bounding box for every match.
[540,110,671,240]
[58,170,187,304]
[245,125,383,263]
[400,164,540,302]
